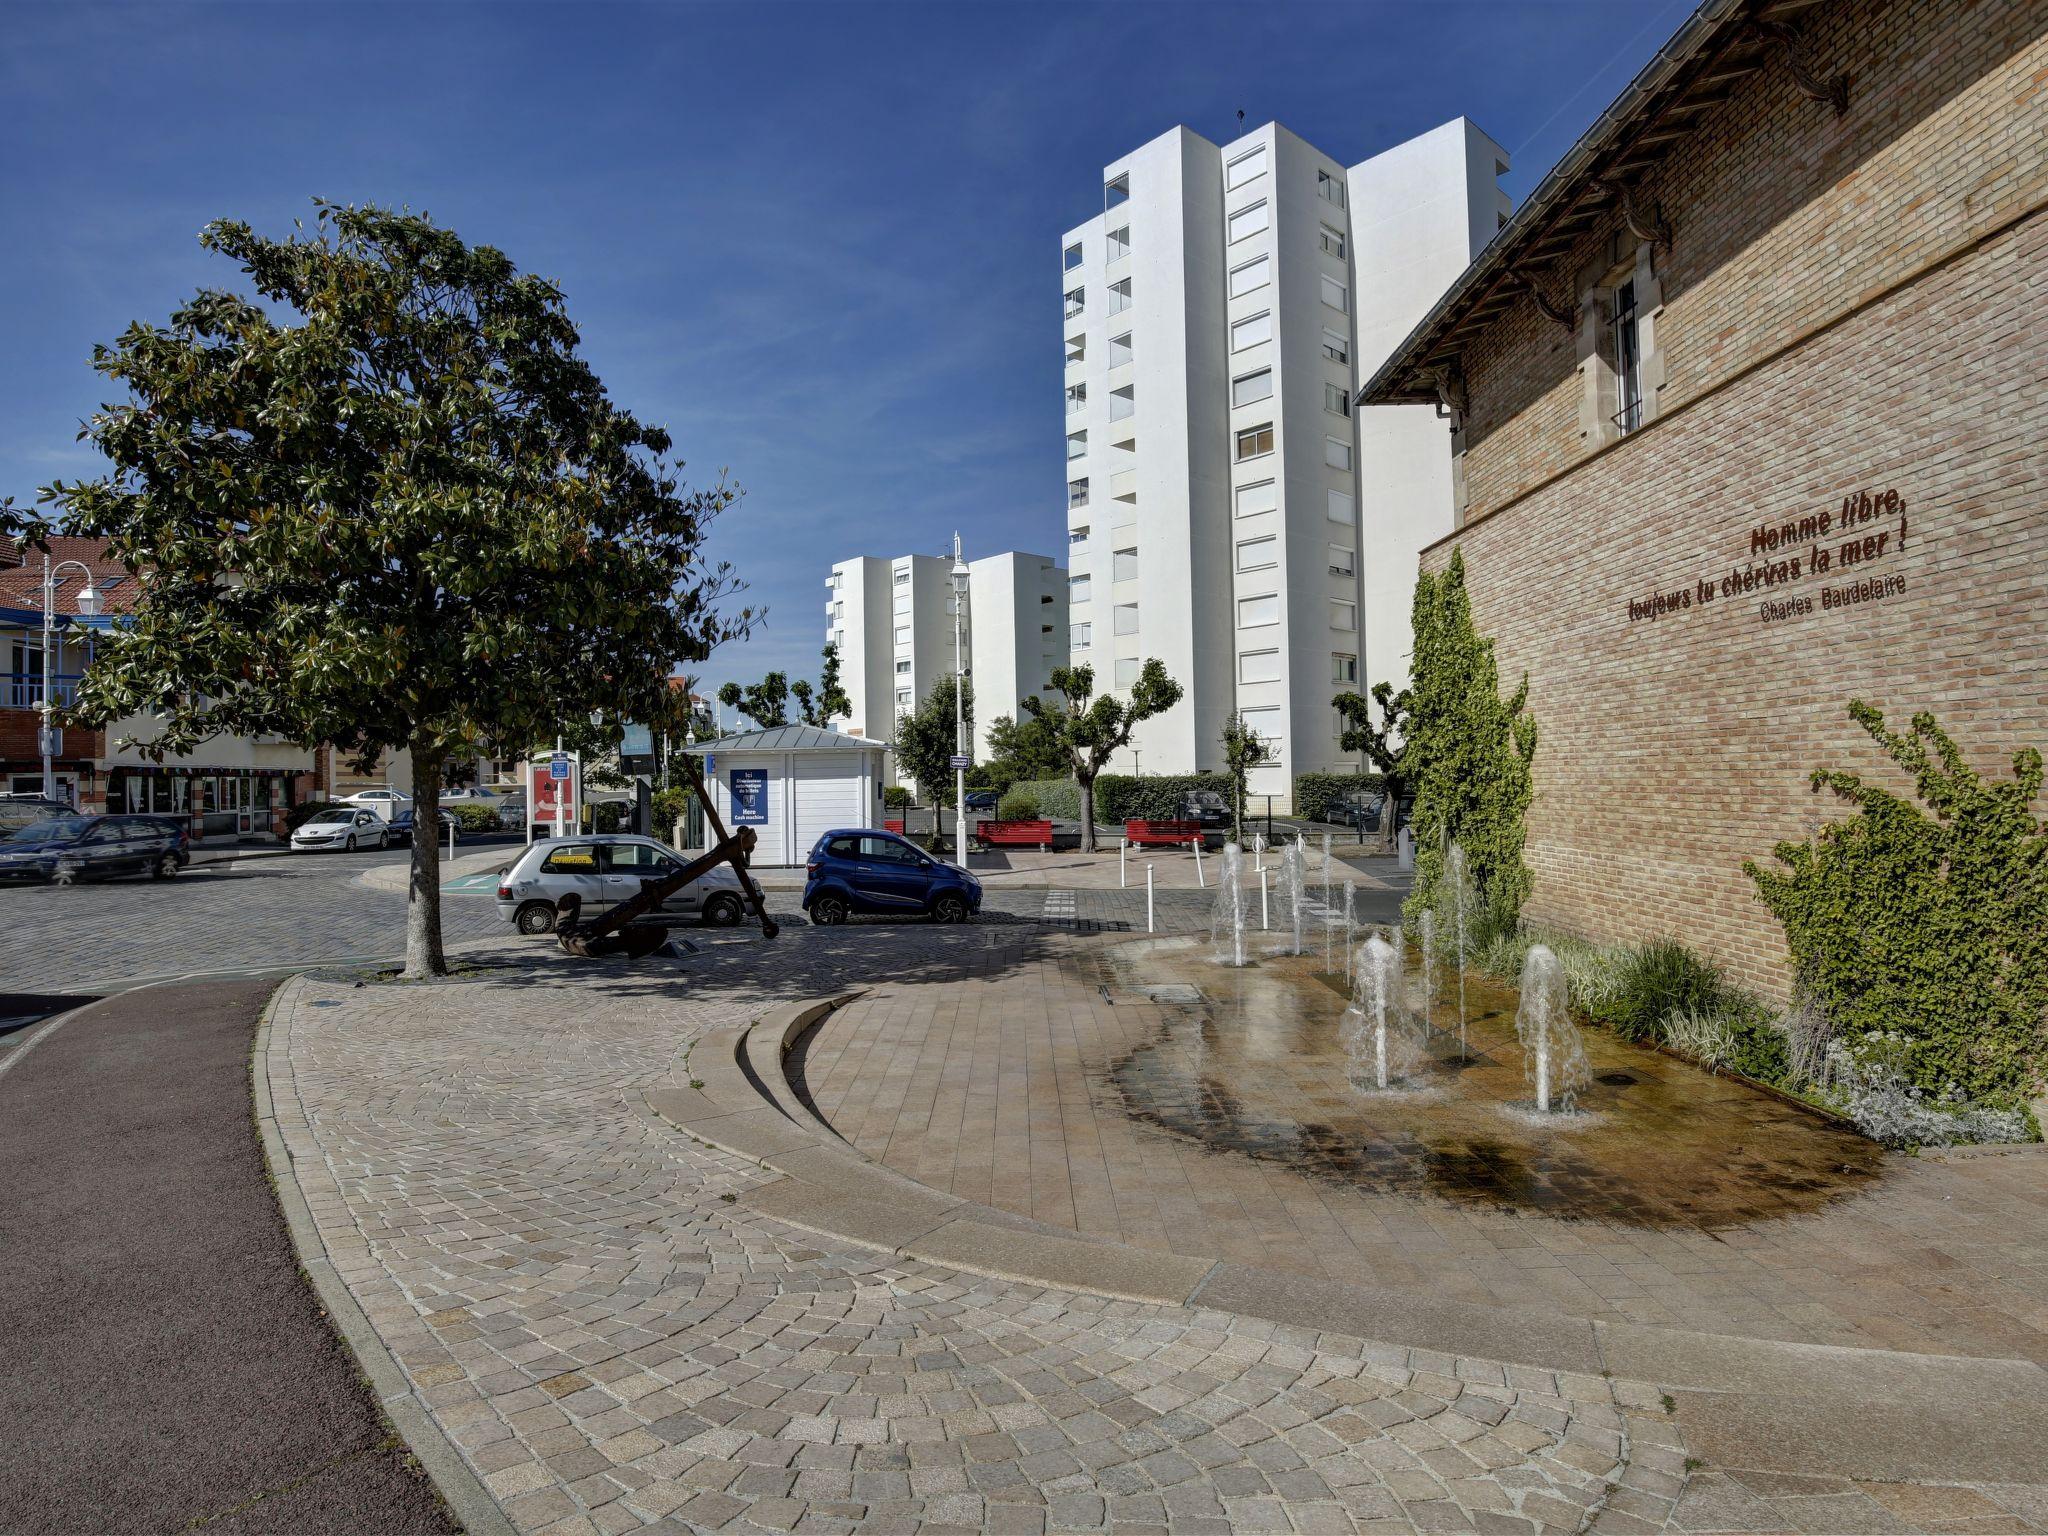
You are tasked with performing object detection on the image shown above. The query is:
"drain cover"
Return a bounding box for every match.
[1135,984,1204,1004]
[1597,1071,1638,1086]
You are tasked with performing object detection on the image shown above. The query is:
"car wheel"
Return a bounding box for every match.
[515,902,557,935]
[809,894,849,926]
[152,853,179,880]
[344,834,357,853]
[701,892,744,927]
[931,893,971,924]
[375,831,388,851]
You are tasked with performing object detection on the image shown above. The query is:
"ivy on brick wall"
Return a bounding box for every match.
[1744,702,2048,1110]
[1401,548,1538,938]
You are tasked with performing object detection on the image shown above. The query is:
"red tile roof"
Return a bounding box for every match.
[0,537,141,617]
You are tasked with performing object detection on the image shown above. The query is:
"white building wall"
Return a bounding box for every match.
[1347,118,1510,707]
[1057,116,1507,806]
[824,556,895,741]
[967,550,1067,760]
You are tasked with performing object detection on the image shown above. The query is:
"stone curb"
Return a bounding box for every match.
[647,991,2048,1483]
[252,978,517,1536]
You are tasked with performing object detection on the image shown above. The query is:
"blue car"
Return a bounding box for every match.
[803,828,982,925]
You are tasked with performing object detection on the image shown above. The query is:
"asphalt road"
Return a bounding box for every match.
[0,978,456,1535]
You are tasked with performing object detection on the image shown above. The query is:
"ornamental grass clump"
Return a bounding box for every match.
[1745,703,2048,1117]
[1588,939,1728,1045]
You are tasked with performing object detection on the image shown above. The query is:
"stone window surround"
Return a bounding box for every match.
[1577,235,1667,449]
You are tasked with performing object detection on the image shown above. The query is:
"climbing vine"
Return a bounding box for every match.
[1744,703,2048,1110]
[1400,548,1538,938]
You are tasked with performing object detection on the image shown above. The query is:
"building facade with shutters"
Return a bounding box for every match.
[1059,118,1511,800]
[1357,0,2048,997]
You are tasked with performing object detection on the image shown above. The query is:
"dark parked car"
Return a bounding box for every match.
[963,789,998,812]
[385,808,458,847]
[0,795,76,835]
[1345,789,1416,835]
[802,828,982,925]
[1179,790,1231,829]
[0,814,187,885]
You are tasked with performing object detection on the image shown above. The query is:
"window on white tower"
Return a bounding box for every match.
[1328,545,1355,577]
[1230,311,1271,352]
[1225,145,1267,189]
[1325,436,1353,470]
[1331,598,1357,631]
[1332,652,1358,685]
[1064,286,1084,319]
[1238,648,1281,684]
[1113,602,1139,635]
[1243,707,1283,760]
[1063,242,1083,272]
[1321,274,1348,313]
[895,659,912,674]
[1068,477,1089,508]
[1108,331,1133,368]
[1066,382,1086,414]
[1069,525,1089,547]
[1236,535,1277,571]
[1318,168,1346,206]
[1321,327,1349,364]
[1328,488,1355,524]
[1237,593,1280,628]
[1067,430,1086,460]
[1065,334,1085,365]
[1235,478,1277,517]
[1319,224,1346,259]
[1109,384,1134,421]
[1227,200,1270,243]
[1112,546,1138,582]
[1114,657,1141,687]
[1235,423,1274,461]
[1108,278,1133,314]
[1231,368,1272,408]
[894,568,911,584]
[1069,573,1092,602]
[894,624,911,644]
[893,593,911,615]
[1071,621,1092,645]
[1228,255,1270,297]
[1104,173,1129,208]
[1106,224,1130,262]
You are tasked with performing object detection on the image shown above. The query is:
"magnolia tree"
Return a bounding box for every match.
[1022,661,1182,852]
[42,203,750,976]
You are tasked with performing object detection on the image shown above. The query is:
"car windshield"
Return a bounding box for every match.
[5,816,88,844]
[309,810,355,824]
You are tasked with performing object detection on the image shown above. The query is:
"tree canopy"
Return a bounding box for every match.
[1218,711,1271,843]
[895,674,972,794]
[1022,661,1182,850]
[1335,681,1413,846]
[41,202,750,974]
[717,642,851,731]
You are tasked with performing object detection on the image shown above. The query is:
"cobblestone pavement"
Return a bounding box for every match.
[271,926,1690,1535]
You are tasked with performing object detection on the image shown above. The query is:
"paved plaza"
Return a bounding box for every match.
[258,911,2048,1534]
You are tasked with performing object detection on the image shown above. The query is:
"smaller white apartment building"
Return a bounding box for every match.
[825,550,1067,773]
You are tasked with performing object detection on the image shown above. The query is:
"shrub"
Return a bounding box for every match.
[448,803,501,835]
[1590,939,1727,1045]
[1722,1005,1792,1084]
[1096,772,1236,823]
[1292,772,1386,825]
[883,785,913,809]
[1745,703,2048,1110]
[996,789,1042,822]
[1006,777,1082,821]
[584,801,625,834]
[651,786,691,830]
[287,798,350,832]
[1823,1043,2038,1148]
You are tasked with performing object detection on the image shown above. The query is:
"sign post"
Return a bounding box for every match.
[528,747,580,841]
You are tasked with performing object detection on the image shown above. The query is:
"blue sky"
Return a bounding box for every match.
[2,0,1690,699]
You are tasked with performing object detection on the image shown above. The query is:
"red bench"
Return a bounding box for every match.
[1124,818,1201,849]
[973,819,1054,852]
[883,818,906,835]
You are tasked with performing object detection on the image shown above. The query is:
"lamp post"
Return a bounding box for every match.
[950,533,971,864]
[39,555,100,804]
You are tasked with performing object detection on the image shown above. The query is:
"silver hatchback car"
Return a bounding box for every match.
[495,834,746,935]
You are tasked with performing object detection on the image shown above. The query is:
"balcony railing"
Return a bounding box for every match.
[3,672,82,710]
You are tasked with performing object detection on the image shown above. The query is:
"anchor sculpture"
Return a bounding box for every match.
[554,751,779,958]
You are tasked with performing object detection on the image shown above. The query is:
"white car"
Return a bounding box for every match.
[495,834,745,935]
[439,786,503,804]
[341,789,411,813]
[292,807,392,852]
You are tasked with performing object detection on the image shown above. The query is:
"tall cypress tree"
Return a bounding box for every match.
[1401,548,1538,936]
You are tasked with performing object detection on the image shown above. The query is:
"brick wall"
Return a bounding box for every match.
[1423,208,2048,998]
[1457,0,2048,522]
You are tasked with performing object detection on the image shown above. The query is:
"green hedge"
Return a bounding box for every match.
[447,803,502,835]
[1002,773,1235,824]
[1291,772,1386,823]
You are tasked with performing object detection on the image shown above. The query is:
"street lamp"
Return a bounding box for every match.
[39,555,99,804]
[950,533,971,864]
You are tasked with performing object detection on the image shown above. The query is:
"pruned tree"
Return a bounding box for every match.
[1335,681,1413,849]
[815,642,851,725]
[42,202,749,977]
[1022,661,1182,851]
[717,672,789,730]
[1219,711,1271,844]
[982,710,1071,791]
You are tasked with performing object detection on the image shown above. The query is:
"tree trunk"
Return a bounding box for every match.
[405,744,448,979]
[1078,773,1097,854]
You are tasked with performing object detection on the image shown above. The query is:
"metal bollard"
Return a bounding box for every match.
[1192,838,1204,888]
[1146,863,1154,933]
[1260,867,1269,929]
[1120,838,1127,888]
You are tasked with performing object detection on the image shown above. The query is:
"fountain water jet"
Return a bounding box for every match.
[1446,843,1472,1056]
[1347,935,1405,1090]
[1276,839,1308,956]
[1341,882,1357,986]
[1417,909,1438,1038]
[1209,842,1249,966]
[1515,945,1590,1112]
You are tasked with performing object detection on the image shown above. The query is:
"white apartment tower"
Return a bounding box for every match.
[825,550,1067,772]
[1061,118,1509,801]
